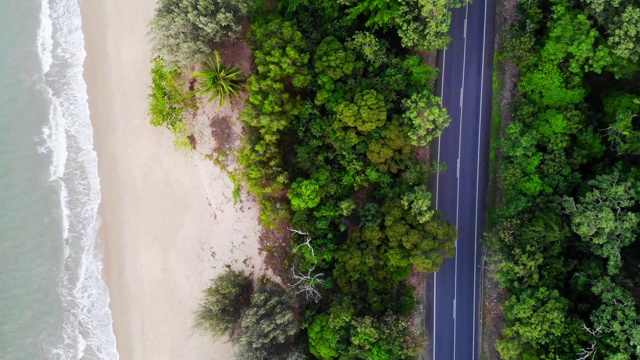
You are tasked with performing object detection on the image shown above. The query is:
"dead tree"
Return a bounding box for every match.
[290,266,324,302]
[289,228,315,258]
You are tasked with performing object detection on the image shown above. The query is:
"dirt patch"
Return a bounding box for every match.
[481,0,520,358]
[482,251,508,359]
[259,220,294,285]
[218,23,255,77]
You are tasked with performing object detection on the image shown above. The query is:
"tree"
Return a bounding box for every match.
[192,51,245,107]
[237,280,298,359]
[518,60,586,107]
[588,277,640,358]
[335,89,387,132]
[603,93,640,155]
[497,287,582,359]
[195,269,252,337]
[346,32,386,67]
[288,178,321,211]
[395,0,467,52]
[315,37,357,81]
[563,173,639,275]
[150,0,251,67]
[401,90,450,146]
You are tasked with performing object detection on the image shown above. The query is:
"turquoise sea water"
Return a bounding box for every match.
[0,1,117,359]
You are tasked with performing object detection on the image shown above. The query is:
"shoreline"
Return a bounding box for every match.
[81,0,263,358]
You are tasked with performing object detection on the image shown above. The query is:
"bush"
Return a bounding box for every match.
[237,280,298,359]
[150,0,251,67]
[148,57,198,149]
[195,269,252,337]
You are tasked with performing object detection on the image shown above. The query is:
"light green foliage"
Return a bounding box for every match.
[308,299,422,360]
[589,277,640,358]
[334,198,456,304]
[582,0,640,67]
[563,173,639,275]
[288,178,321,211]
[192,51,245,107]
[315,37,356,81]
[148,57,197,149]
[150,0,250,67]
[518,60,586,107]
[543,6,602,74]
[335,89,387,132]
[238,281,298,359]
[401,186,436,224]
[395,0,467,52]
[308,300,354,359]
[195,269,252,337]
[238,18,311,224]
[497,287,581,359]
[338,0,400,28]
[345,32,386,66]
[401,90,450,146]
[492,0,640,357]
[603,93,640,155]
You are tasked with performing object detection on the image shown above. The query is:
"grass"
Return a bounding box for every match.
[486,53,503,230]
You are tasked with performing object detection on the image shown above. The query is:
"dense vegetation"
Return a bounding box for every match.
[197,269,302,359]
[149,0,252,67]
[490,0,640,358]
[148,0,465,358]
[235,0,463,358]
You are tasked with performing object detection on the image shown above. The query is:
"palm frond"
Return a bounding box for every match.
[192,51,245,107]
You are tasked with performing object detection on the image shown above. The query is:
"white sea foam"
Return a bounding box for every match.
[37,0,53,74]
[37,0,119,359]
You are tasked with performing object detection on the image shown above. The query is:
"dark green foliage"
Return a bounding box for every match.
[234,1,461,357]
[563,173,639,275]
[307,298,423,360]
[491,0,640,357]
[237,280,298,359]
[193,51,245,107]
[150,0,251,68]
[195,269,252,337]
[497,287,583,360]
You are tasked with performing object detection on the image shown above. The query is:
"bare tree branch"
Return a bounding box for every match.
[290,266,324,302]
[289,228,315,258]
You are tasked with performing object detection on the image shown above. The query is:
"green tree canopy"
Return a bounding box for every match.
[563,173,639,275]
[288,178,322,211]
[335,89,387,132]
[238,280,298,359]
[401,90,450,146]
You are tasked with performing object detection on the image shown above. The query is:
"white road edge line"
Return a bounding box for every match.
[454,2,470,358]
[472,0,490,358]
[433,44,446,360]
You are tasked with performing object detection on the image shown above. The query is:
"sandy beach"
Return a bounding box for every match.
[81,0,263,359]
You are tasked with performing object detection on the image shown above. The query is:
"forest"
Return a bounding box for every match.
[489,0,640,358]
[146,0,466,359]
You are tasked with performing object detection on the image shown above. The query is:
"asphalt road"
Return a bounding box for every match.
[424,0,496,359]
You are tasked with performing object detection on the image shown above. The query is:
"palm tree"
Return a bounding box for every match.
[192,51,245,107]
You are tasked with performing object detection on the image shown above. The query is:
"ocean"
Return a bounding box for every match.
[0,0,118,359]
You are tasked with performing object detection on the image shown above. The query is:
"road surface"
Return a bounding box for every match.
[424,0,496,359]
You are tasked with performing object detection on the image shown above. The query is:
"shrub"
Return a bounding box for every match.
[193,51,245,107]
[237,280,298,359]
[150,0,251,67]
[195,269,252,337]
